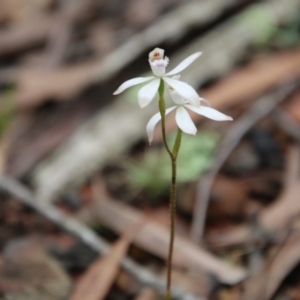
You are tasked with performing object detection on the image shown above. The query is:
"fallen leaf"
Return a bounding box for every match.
[77,195,247,285]
[284,91,300,124]
[208,146,300,248]
[133,288,156,300]
[207,175,250,221]
[0,139,9,175]
[17,62,97,106]
[70,221,142,300]
[0,237,71,300]
[143,205,190,236]
[242,231,300,300]
[170,268,213,299]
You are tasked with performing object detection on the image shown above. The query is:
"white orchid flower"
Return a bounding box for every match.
[146,88,233,144]
[113,48,202,108]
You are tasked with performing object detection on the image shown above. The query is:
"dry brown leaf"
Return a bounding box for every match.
[218,287,241,300]
[133,288,156,300]
[143,206,190,236]
[208,146,300,248]
[260,145,300,232]
[17,61,97,107]
[0,17,53,56]
[242,231,300,300]
[0,238,71,299]
[6,98,95,177]
[90,22,115,57]
[3,0,52,23]
[260,182,300,232]
[78,196,247,285]
[284,91,300,123]
[0,1,11,24]
[0,0,94,57]
[70,221,142,300]
[170,269,213,299]
[0,139,9,175]
[125,0,159,27]
[207,176,250,221]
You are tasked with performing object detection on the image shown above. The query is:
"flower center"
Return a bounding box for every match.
[149,48,164,62]
[154,52,161,60]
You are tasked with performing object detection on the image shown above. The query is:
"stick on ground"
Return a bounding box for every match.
[0,175,199,300]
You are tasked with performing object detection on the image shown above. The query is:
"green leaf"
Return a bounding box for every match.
[126,130,219,197]
[237,5,277,47]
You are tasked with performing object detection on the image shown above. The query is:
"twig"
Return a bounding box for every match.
[190,79,299,244]
[41,0,94,70]
[283,144,300,188]
[0,0,95,57]
[272,107,300,143]
[80,189,247,285]
[207,145,300,249]
[0,0,238,65]
[0,175,201,300]
[241,144,300,299]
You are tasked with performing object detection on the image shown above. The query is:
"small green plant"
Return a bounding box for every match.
[238,5,300,49]
[126,130,219,197]
[273,16,300,48]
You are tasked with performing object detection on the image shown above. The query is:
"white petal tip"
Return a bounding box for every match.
[139,101,148,108]
[147,134,154,145]
[191,52,202,60]
[113,91,119,95]
[172,75,181,80]
[138,97,149,108]
[186,129,197,136]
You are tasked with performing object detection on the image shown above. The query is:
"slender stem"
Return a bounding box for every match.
[158,81,182,300]
[159,82,173,158]
[172,128,182,160]
[166,155,177,299]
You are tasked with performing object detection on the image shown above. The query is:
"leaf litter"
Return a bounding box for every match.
[1,0,300,299]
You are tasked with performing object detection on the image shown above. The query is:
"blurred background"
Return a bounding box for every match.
[0,0,300,299]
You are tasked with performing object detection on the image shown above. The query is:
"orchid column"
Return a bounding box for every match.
[114,48,232,299]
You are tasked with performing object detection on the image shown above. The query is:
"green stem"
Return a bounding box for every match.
[159,82,173,158]
[158,81,182,300]
[172,128,182,160]
[166,152,177,299]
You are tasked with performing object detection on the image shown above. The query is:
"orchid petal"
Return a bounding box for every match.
[172,75,181,80]
[185,105,233,121]
[149,59,167,76]
[175,106,197,136]
[199,98,211,107]
[163,77,200,107]
[138,78,160,108]
[113,77,154,95]
[165,52,202,76]
[168,89,185,105]
[146,107,176,144]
